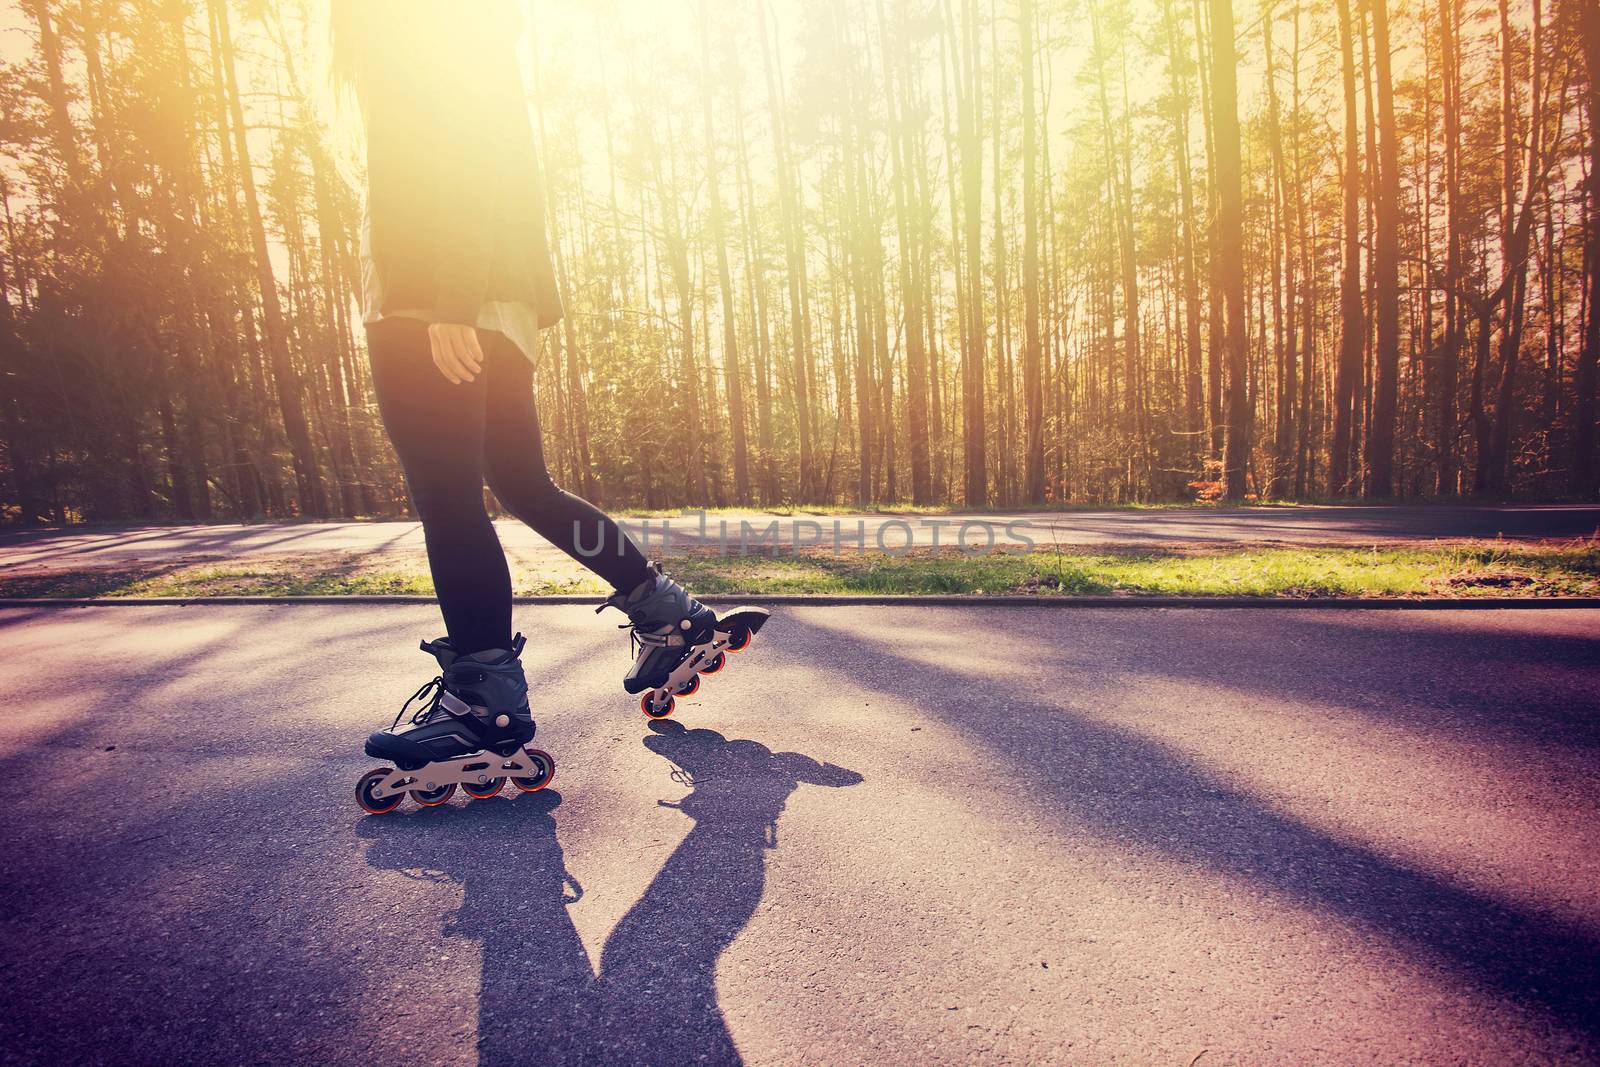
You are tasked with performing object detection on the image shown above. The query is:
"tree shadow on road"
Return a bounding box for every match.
[781,610,1600,1054]
[1085,608,1600,751]
[358,722,861,1066]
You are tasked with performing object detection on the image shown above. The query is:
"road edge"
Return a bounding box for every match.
[3,594,1599,609]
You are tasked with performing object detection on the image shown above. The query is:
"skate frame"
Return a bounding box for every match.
[642,611,764,715]
[366,746,551,799]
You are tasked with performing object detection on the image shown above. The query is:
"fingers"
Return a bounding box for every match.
[427,324,465,384]
[442,330,476,383]
[459,328,485,376]
[428,323,483,385]
[430,337,463,385]
[441,325,479,383]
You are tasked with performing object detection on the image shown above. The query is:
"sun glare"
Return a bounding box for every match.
[0,0,1593,523]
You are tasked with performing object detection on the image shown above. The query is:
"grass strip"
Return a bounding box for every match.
[2,542,1596,600]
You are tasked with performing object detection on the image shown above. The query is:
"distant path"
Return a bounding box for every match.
[1,603,1596,1063]
[1,504,1597,572]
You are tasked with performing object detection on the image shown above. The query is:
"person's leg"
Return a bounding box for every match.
[479,330,653,593]
[366,317,514,654]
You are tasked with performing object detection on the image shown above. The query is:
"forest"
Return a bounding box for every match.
[0,0,1596,523]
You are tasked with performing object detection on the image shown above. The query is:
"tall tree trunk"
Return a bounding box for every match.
[1292,2,1315,497]
[25,0,89,205]
[757,0,816,502]
[212,0,324,516]
[1263,1,1297,498]
[1487,0,1542,494]
[699,4,750,504]
[1021,0,1045,502]
[849,149,876,504]
[527,38,596,504]
[650,134,709,503]
[732,71,781,504]
[1163,0,1205,463]
[946,0,987,506]
[1436,0,1464,494]
[882,0,933,505]
[0,198,40,524]
[1192,0,1224,461]
[1208,0,1251,498]
[1330,0,1364,496]
[1367,0,1402,496]
[1092,3,1143,495]
[990,0,1012,504]
[1571,0,1600,495]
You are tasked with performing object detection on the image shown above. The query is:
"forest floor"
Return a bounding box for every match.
[2,540,1597,600]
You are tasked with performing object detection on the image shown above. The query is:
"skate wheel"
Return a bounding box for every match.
[641,691,675,719]
[512,749,555,792]
[462,777,506,800]
[701,651,725,675]
[411,782,457,807]
[675,675,700,697]
[356,768,404,815]
[725,626,752,653]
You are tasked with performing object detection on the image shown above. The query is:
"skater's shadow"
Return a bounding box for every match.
[358,722,861,1066]
[358,790,597,1058]
[599,721,863,1063]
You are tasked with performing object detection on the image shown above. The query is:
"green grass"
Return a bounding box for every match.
[0,562,604,599]
[606,501,1246,518]
[3,542,1597,600]
[658,543,1600,597]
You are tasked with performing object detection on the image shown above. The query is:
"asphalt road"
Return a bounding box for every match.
[2,504,1598,574]
[2,604,1597,1065]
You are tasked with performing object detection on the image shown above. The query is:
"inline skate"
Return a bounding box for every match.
[599,562,769,720]
[355,634,555,814]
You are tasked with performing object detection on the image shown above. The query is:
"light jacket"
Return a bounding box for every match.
[360,5,562,329]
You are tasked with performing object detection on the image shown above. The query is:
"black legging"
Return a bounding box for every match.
[367,317,651,655]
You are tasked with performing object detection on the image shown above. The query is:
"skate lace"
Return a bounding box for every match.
[621,623,673,659]
[391,676,446,730]
[596,577,676,660]
[597,608,673,659]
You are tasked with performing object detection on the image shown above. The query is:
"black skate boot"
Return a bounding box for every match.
[599,562,769,719]
[355,634,555,814]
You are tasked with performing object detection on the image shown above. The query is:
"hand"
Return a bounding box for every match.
[427,321,484,385]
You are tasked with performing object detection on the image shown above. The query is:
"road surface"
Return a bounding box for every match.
[1,604,1597,1064]
[1,503,1597,576]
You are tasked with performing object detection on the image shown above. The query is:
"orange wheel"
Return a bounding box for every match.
[701,652,726,675]
[641,691,675,719]
[676,675,700,697]
[462,777,505,800]
[725,626,752,653]
[356,768,404,815]
[410,782,457,807]
[512,749,556,792]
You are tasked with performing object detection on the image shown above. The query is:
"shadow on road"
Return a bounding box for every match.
[781,609,1600,1053]
[358,721,861,1066]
